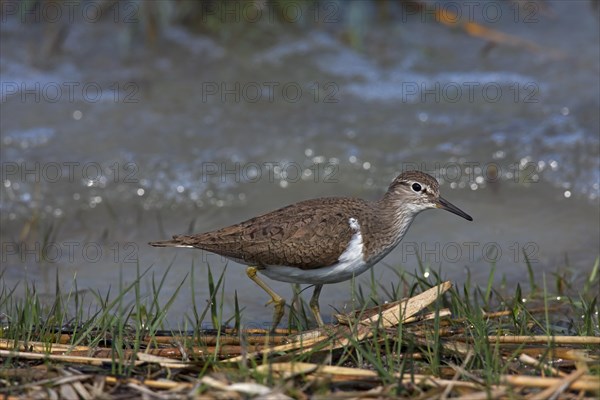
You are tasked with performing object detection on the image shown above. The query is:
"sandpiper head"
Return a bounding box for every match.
[387,171,473,221]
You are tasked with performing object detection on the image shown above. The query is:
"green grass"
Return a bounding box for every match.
[0,257,599,397]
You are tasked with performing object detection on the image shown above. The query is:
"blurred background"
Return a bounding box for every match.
[1,0,599,327]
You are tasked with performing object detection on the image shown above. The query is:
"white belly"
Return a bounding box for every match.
[261,258,372,284]
[261,217,372,284]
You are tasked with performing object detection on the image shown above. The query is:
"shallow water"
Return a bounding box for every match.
[1,1,598,327]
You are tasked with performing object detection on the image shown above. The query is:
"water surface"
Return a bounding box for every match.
[1,1,598,326]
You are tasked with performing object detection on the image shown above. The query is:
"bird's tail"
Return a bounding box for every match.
[148,236,193,248]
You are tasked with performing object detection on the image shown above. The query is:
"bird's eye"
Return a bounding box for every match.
[412,183,422,192]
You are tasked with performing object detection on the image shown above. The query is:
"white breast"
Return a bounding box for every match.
[261,217,371,284]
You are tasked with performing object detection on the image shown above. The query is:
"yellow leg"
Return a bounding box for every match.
[309,284,325,327]
[246,266,286,330]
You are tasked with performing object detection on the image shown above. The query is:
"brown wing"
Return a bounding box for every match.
[172,197,365,269]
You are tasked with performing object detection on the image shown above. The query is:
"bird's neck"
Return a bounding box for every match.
[375,192,419,248]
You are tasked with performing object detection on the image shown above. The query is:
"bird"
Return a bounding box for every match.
[149,170,473,329]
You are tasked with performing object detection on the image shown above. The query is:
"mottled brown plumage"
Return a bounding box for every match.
[158,198,382,269]
[149,170,473,328]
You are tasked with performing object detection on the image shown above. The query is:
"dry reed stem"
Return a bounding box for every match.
[451,307,559,323]
[224,281,452,363]
[0,348,190,368]
[519,353,567,377]
[519,348,596,362]
[528,369,588,400]
[485,336,600,345]
[422,0,565,58]
[0,338,90,354]
[501,374,599,393]
[146,334,289,346]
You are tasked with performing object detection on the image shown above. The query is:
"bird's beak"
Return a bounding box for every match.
[436,196,473,221]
